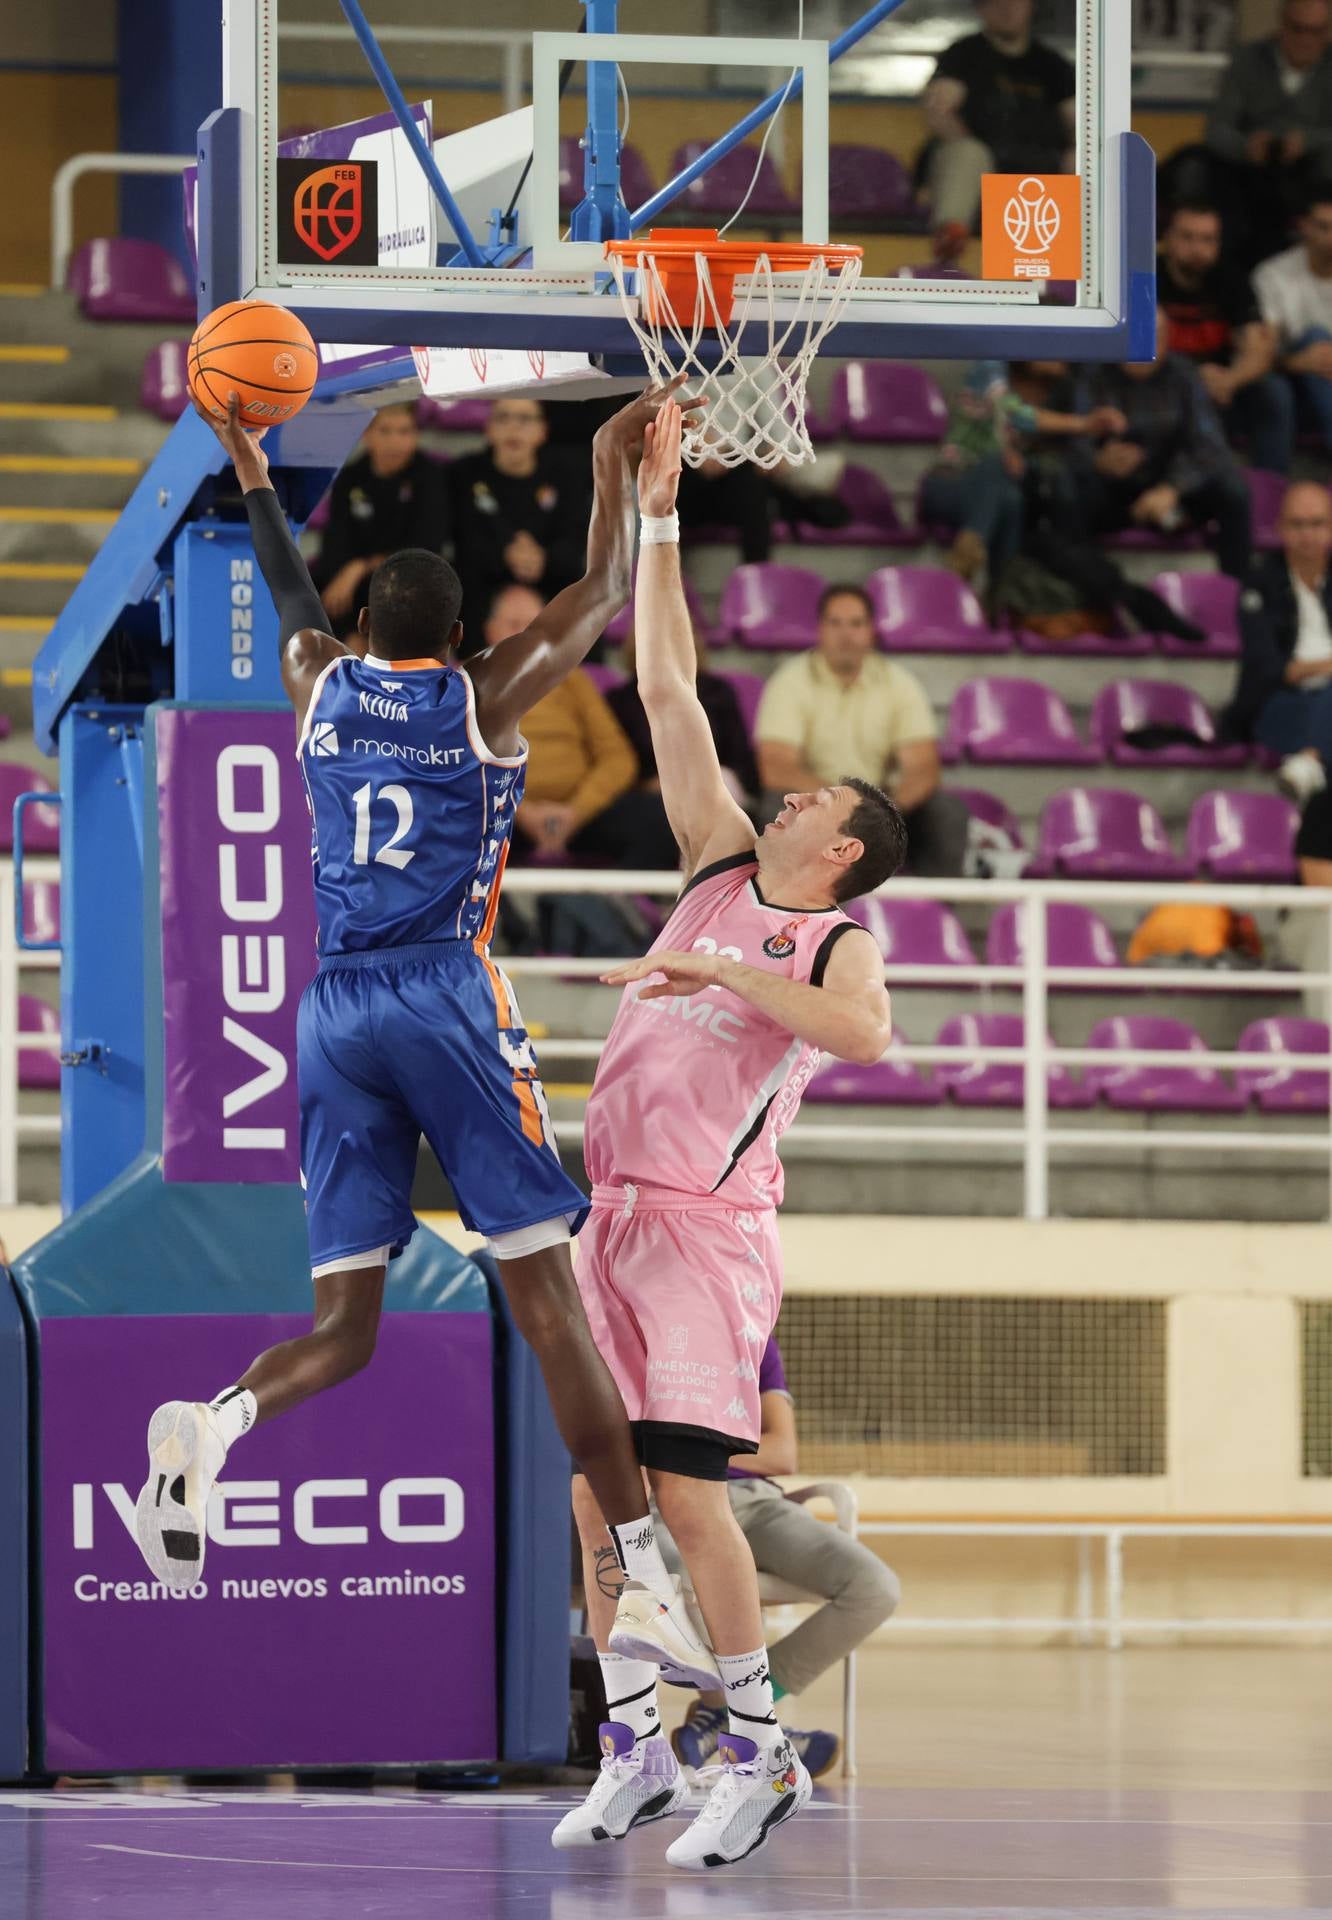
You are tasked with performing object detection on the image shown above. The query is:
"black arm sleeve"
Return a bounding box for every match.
[244,486,331,649]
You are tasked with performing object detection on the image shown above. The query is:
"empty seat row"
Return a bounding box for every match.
[808,1016,1330,1114]
[943,677,1247,769]
[557,139,923,227]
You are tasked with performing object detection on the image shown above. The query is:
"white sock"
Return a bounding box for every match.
[715,1646,782,1748]
[606,1516,675,1605]
[206,1386,257,1451]
[598,1652,661,1743]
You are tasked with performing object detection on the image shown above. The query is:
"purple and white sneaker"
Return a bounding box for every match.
[665,1731,812,1871]
[551,1722,688,1849]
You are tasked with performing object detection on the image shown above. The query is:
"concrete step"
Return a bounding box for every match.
[0,513,115,566]
[0,413,168,463]
[0,461,142,511]
[0,564,80,619]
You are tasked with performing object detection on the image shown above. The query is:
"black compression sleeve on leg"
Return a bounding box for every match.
[244,486,330,646]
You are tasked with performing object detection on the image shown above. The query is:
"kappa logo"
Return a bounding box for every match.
[309,722,339,758]
[737,1318,763,1346]
[732,1358,758,1381]
[739,1280,764,1305]
[723,1396,750,1422]
[762,916,807,962]
[736,1212,760,1235]
[358,690,409,725]
[381,679,404,693]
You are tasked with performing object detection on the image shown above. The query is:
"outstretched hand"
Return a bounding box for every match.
[194,391,271,487]
[637,398,684,517]
[601,949,727,997]
[597,373,704,462]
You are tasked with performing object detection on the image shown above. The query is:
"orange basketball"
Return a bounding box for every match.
[188,300,319,428]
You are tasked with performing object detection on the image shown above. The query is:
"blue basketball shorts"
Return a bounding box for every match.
[297,939,588,1272]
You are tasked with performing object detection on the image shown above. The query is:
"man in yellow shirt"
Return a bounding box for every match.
[484,584,679,868]
[754,585,968,875]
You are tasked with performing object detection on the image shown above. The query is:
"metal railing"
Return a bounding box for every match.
[0,858,61,1208]
[49,152,194,292]
[499,868,1332,1223]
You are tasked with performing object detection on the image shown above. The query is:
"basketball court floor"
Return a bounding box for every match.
[7,1647,1332,1918]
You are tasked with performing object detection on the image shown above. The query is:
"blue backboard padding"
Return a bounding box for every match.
[12,1154,485,1320]
[471,1248,573,1765]
[0,1276,28,1780]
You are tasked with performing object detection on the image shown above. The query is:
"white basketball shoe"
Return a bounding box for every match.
[665,1732,812,1871]
[608,1583,720,1689]
[551,1723,688,1849]
[134,1401,226,1591]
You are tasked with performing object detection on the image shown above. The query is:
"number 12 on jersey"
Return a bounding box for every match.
[353,782,415,871]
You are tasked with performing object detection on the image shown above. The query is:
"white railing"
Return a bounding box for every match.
[0,858,61,1207]
[49,152,194,292]
[499,869,1332,1223]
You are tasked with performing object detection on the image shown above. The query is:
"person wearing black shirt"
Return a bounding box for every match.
[310,404,448,635]
[447,396,591,639]
[607,625,761,804]
[1157,203,1290,474]
[923,0,1075,261]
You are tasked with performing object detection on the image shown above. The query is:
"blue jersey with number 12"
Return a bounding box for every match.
[297,652,526,954]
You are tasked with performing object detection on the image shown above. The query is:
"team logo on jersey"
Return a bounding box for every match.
[762,916,807,961]
[308,722,339,757]
[667,1324,689,1356]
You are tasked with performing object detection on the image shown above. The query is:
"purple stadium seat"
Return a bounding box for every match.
[1247,468,1287,551]
[1186,790,1299,881]
[140,339,190,422]
[1091,679,1248,768]
[417,395,491,433]
[1027,788,1192,880]
[581,663,624,695]
[868,567,1009,654]
[68,238,195,323]
[828,145,921,223]
[716,668,766,737]
[559,136,655,210]
[986,901,1121,978]
[796,465,915,547]
[944,677,1097,765]
[0,765,59,854]
[603,568,715,645]
[1085,1015,1246,1112]
[18,996,60,1092]
[1151,570,1241,659]
[848,896,978,969]
[667,141,796,218]
[21,878,59,948]
[718,563,824,650]
[826,363,949,443]
[805,1033,940,1106]
[952,786,1025,847]
[1237,1018,1332,1113]
[934,1013,1093,1109]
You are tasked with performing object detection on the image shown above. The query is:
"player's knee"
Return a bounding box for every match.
[857,1554,901,1623]
[508,1270,584,1354]
[650,1473,727,1551]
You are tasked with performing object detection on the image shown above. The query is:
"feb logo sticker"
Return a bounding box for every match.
[981,173,1083,283]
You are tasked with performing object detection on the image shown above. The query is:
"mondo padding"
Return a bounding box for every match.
[188,299,319,428]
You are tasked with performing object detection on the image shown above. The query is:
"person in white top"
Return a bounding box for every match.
[1254,191,1332,459]
[1225,482,1332,804]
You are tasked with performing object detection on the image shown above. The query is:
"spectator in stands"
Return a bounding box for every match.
[606,626,760,805]
[1254,190,1332,461]
[655,1332,900,1781]
[448,397,590,637]
[921,0,1075,262]
[1296,785,1332,882]
[1223,482,1332,807]
[483,584,680,867]
[1158,203,1289,473]
[310,404,448,635]
[1059,309,1252,578]
[754,585,969,876]
[1204,0,1332,264]
[677,457,774,565]
[921,360,1125,585]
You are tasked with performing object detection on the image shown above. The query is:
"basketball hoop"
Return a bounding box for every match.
[604,228,863,471]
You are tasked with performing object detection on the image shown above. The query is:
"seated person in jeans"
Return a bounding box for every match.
[1158,202,1288,473]
[1222,482,1332,807]
[606,624,760,807]
[653,1335,900,1780]
[1254,190,1332,461]
[921,361,1124,585]
[755,586,969,876]
[483,584,680,867]
[1059,309,1253,579]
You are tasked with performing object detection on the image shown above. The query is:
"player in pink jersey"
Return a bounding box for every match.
[552,403,906,1870]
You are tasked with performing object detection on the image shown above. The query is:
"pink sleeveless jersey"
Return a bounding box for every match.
[583,851,858,1207]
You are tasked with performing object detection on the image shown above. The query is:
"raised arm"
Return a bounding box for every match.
[198,395,345,730]
[628,400,755,877]
[466,380,688,756]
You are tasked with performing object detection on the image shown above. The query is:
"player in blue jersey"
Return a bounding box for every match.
[135,389,710,1682]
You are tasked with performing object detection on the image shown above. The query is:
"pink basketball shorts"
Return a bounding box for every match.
[575,1182,783,1479]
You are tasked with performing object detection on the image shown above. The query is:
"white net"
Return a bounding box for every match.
[606,245,862,470]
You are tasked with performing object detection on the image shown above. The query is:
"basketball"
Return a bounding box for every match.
[187,300,319,428]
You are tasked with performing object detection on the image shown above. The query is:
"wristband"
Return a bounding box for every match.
[639,511,680,545]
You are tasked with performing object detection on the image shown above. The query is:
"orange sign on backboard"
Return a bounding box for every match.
[981,174,1083,283]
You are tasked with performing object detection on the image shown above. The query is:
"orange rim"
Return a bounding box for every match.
[604,226,862,274]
